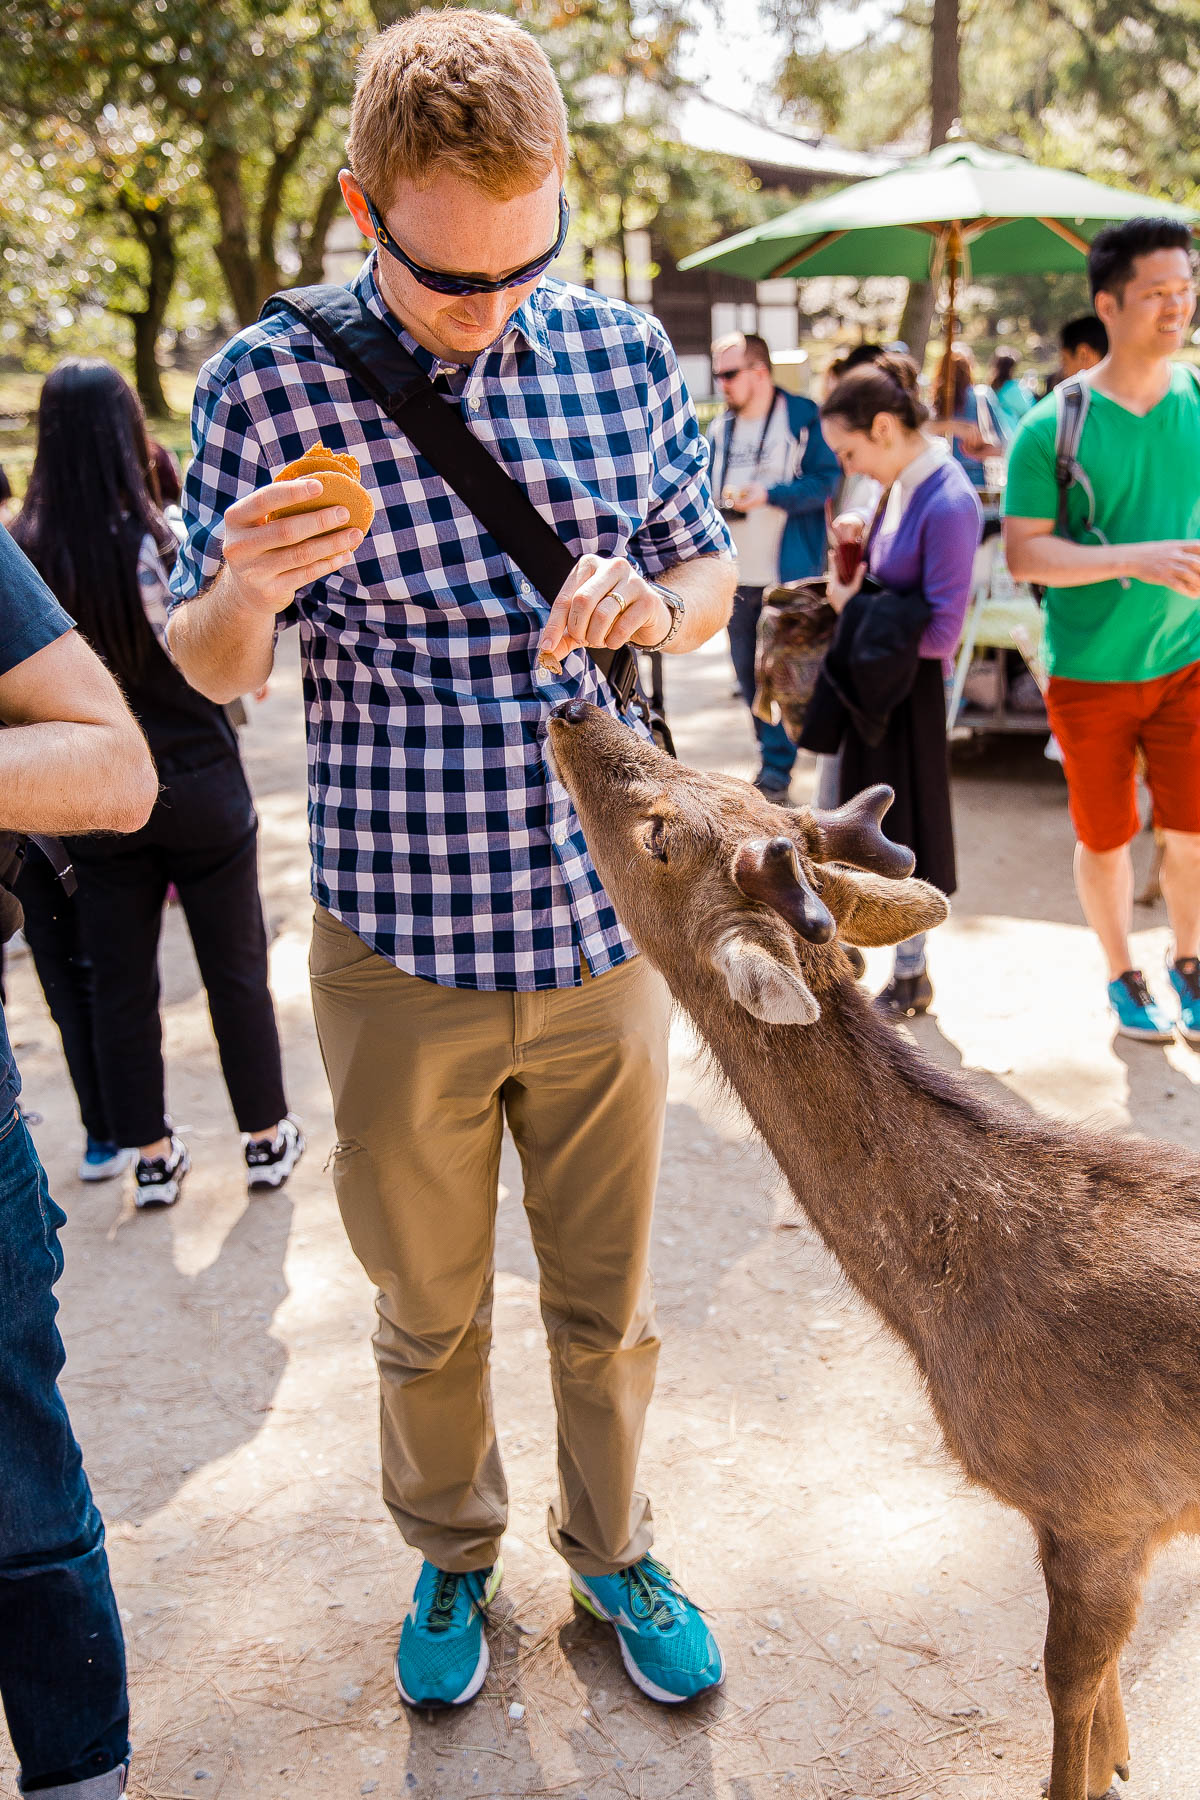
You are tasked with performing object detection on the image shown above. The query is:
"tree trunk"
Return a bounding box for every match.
[298,167,347,287]
[899,0,960,367]
[116,194,177,417]
[205,138,261,326]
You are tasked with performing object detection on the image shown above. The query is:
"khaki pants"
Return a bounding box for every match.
[309,906,672,1576]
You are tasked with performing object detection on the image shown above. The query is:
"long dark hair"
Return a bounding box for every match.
[820,350,929,434]
[13,359,177,685]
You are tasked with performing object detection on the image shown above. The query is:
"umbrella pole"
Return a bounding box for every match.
[940,222,962,421]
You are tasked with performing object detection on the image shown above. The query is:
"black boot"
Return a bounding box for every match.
[875,970,933,1018]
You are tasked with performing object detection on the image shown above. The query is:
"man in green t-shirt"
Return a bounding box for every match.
[1004,217,1200,1045]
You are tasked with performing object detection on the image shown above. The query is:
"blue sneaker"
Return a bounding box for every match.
[1108,970,1174,1043]
[78,1138,135,1183]
[1167,955,1200,1043]
[395,1559,502,1708]
[570,1555,724,1704]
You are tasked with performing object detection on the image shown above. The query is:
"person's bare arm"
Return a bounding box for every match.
[166,477,365,703]
[0,631,157,834]
[1004,515,1200,596]
[538,551,736,664]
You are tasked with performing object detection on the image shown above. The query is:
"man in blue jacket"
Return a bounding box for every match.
[708,331,841,798]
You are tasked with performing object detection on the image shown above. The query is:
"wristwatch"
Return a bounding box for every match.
[645,582,686,650]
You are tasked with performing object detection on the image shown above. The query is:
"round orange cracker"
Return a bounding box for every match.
[269,441,374,535]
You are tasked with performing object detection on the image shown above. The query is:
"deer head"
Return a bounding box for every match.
[548,700,948,1026]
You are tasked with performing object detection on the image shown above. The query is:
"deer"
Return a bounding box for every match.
[547,696,1200,1800]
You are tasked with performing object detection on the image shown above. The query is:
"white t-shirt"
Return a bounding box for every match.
[708,396,806,587]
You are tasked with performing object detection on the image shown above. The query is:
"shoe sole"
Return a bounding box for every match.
[569,1580,725,1706]
[79,1150,136,1183]
[394,1559,503,1709]
[1111,1018,1175,1043]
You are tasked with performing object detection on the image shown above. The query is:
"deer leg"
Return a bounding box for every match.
[1088,1662,1131,1791]
[1039,1532,1145,1800]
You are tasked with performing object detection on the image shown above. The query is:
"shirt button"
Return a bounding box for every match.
[469,396,481,411]
[535,662,553,686]
[554,826,568,846]
[520,581,532,596]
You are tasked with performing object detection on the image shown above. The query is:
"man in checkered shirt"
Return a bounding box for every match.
[168,9,736,1712]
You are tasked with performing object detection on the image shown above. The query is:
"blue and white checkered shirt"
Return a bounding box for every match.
[169,256,729,990]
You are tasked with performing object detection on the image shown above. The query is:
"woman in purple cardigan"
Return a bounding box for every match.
[817,354,982,1016]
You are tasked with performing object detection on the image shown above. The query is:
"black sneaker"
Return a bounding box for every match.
[752,773,794,807]
[875,971,933,1018]
[244,1115,305,1192]
[135,1135,190,1208]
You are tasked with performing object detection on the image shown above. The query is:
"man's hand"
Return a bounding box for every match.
[1124,540,1200,597]
[538,555,672,662]
[221,478,365,616]
[737,483,769,511]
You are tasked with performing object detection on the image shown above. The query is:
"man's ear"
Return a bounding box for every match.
[813,867,949,947]
[711,927,821,1025]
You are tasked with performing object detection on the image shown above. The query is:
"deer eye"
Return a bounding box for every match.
[645,817,669,863]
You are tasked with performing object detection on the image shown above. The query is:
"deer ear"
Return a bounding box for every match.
[813,867,949,946]
[711,928,821,1025]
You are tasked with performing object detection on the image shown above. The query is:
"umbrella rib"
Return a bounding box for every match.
[768,229,849,278]
[1038,216,1090,254]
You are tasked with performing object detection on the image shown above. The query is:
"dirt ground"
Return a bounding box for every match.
[5,631,1200,1800]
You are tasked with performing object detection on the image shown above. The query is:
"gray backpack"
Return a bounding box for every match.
[1052,366,1200,572]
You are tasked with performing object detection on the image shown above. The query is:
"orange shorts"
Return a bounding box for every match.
[1045,661,1200,852]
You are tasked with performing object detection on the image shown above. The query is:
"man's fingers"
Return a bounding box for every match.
[257,528,364,581]
[227,503,355,560]
[225,477,324,528]
[602,593,657,649]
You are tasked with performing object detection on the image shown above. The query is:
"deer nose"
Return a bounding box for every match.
[550,700,590,725]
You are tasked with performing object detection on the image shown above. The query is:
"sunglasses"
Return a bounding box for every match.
[363,190,570,297]
[713,366,750,383]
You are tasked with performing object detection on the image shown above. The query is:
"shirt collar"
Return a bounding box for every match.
[352,254,555,373]
[897,433,950,495]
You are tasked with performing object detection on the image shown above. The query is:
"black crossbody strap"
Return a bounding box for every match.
[260,285,639,710]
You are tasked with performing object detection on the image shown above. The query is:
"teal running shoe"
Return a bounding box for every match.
[570,1555,724,1704]
[395,1559,502,1708]
[1167,954,1200,1043]
[1108,970,1173,1043]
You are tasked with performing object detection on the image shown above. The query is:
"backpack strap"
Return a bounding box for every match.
[259,285,643,715]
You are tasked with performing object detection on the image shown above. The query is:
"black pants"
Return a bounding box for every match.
[1,846,111,1142]
[69,754,288,1148]
[728,585,798,782]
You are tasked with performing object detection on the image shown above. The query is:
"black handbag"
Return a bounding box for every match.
[259,285,675,755]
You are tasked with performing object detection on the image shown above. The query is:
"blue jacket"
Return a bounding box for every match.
[710,389,842,583]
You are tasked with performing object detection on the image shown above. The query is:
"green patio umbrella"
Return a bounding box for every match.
[679,138,1198,415]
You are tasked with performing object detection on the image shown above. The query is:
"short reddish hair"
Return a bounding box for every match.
[348,9,568,204]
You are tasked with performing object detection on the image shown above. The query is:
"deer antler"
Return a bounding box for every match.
[733,837,836,943]
[808,785,915,879]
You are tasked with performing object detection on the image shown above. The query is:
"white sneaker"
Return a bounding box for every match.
[78,1141,136,1183]
[134,1136,190,1208]
[243,1114,305,1191]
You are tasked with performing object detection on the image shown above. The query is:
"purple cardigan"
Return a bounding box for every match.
[868,458,982,661]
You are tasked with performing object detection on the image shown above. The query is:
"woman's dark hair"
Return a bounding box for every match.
[990,349,1018,391]
[820,350,929,433]
[0,465,11,508]
[13,359,176,685]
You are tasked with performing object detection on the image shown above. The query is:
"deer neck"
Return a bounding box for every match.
[676,965,987,1350]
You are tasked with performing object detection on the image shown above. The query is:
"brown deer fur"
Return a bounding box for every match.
[548,699,1200,1800]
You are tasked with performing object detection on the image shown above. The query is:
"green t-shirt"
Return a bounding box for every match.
[1003,363,1200,682]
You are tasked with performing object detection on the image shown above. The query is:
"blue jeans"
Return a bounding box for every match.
[728,586,797,785]
[0,1109,129,1796]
